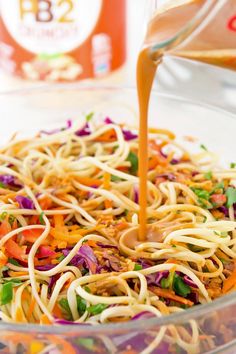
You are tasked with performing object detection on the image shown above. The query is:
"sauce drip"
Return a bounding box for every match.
[136,0,236,243]
[137,48,161,241]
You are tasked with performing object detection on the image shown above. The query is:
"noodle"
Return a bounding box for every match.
[0,116,235,354]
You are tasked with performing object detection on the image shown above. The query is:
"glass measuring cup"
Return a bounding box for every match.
[146,0,236,70]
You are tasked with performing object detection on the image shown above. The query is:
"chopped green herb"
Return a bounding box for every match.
[226,187,236,208]
[214,230,228,238]
[59,298,72,319]
[77,338,95,351]
[87,303,107,315]
[134,264,142,271]
[191,188,210,200]
[204,171,212,180]
[200,144,208,151]
[210,182,225,194]
[126,151,138,175]
[39,212,45,225]
[57,255,65,262]
[84,286,91,293]
[4,279,22,287]
[173,274,191,298]
[85,112,94,122]
[161,271,175,289]
[230,163,236,169]
[0,282,13,305]
[8,215,15,226]
[76,296,86,316]
[172,244,177,248]
[0,212,7,222]
[188,244,204,252]
[219,258,228,265]
[0,182,6,189]
[111,175,122,182]
[8,258,20,266]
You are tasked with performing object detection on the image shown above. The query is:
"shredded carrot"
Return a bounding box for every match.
[15,307,24,322]
[22,229,44,243]
[223,270,236,293]
[75,176,103,187]
[9,271,28,277]
[0,250,8,267]
[149,286,194,307]
[103,172,111,190]
[116,222,128,231]
[148,156,159,170]
[54,214,64,228]
[5,239,26,261]
[95,129,116,142]
[39,196,52,210]
[104,200,112,209]
[27,297,36,320]
[53,303,63,318]
[40,314,52,325]
[87,240,97,248]
[0,219,11,238]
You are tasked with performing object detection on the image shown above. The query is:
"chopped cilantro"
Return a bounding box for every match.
[134,264,142,271]
[76,296,86,316]
[85,112,94,122]
[8,258,20,266]
[200,144,208,151]
[0,282,13,305]
[230,163,236,169]
[87,304,107,315]
[111,175,122,182]
[39,212,45,225]
[0,182,6,189]
[173,274,191,297]
[210,182,225,194]
[226,187,236,208]
[204,171,212,180]
[191,188,210,200]
[59,298,72,319]
[57,255,65,262]
[8,215,15,226]
[126,151,138,175]
[4,279,22,287]
[0,212,7,222]
[84,286,91,293]
[161,271,174,289]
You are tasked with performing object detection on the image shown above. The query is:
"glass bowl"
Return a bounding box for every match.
[0,85,236,354]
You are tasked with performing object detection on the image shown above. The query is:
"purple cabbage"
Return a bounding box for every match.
[160,150,180,165]
[132,311,154,320]
[75,123,91,137]
[0,175,22,188]
[187,291,199,305]
[104,117,113,124]
[62,245,98,274]
[48,274,59,296]
[97,242,118,249]
[146,271,169,286]
[183,275,198,289]
[15,196,35,209]
[134,186,139,204]
[103,252,121,272]
[35,264,56,271]
[104,117,137,141]
[41,120,72,135]
[123,129,138,141]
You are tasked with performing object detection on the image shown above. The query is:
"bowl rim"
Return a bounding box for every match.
[0,84,236,333]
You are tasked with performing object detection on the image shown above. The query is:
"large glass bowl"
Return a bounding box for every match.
[0,86,236,354]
